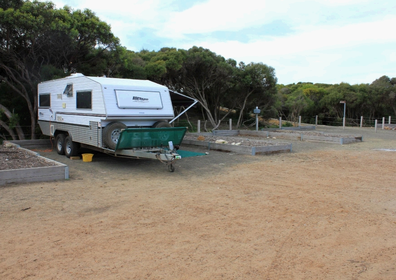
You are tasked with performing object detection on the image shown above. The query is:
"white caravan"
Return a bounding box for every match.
[37,74,197,171]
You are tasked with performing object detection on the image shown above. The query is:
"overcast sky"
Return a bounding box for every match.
[44,0,395,85]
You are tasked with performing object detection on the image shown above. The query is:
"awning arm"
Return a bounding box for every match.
[169,91,198,124]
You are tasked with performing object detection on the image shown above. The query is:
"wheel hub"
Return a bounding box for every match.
[111,129,121,143]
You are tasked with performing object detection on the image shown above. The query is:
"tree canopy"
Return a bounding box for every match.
[0,0,119,139]
[0,0,395,140]
[278,77,396,126]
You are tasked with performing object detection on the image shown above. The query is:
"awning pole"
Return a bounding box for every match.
[169,100,198,124]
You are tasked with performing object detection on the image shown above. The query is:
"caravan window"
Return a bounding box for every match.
[63,84,73,97]
[77,91,92,109]
[39,94,50,107]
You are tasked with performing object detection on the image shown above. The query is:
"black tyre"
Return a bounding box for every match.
[64,136,79,158]
[152,121,172,128]
[103,122,127,150]
[55,133,66,155]
[168,164,175,172]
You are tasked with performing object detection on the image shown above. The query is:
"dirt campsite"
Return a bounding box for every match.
[1,126,396,279]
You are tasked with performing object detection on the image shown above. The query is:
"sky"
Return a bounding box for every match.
[42,0,395,85]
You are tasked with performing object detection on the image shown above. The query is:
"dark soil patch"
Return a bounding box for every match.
[0,143,57,170]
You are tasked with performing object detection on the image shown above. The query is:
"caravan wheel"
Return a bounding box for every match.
[55,134,66,155]
[103,122,127,150]
[152,121,171,128]
[64,136,80,158]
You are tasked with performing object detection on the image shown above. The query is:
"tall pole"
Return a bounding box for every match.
[340,101,346,129]
[256,114,258,131]
[253,106,261,132]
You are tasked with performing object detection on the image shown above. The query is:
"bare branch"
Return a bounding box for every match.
[0,104,25,140]
[0,120,17,140]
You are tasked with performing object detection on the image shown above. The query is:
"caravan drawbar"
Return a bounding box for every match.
[37,74,197,171]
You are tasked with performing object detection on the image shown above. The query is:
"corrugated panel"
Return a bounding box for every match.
[47,122,100,147]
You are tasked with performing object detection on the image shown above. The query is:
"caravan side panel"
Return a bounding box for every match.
[38,76,106,127]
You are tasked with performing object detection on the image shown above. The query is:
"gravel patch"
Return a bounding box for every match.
[183,135,286,147]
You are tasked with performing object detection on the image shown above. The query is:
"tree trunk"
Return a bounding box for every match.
[0,73,36,139]
[0,104,25,140]
[0,120,17,140]
[236,90,254,128]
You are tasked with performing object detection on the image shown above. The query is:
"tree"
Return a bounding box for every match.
[109,47,147,79]
[369,76,396,116]
[285,89,313,122]
[232,62,278,128]
[350,83,370,120]
[180,46,234,130]
[0,103,24,139]
[0,0,119,139]
[139,47,186,89]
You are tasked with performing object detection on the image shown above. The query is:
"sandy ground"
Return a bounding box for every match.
[1,126,396,279]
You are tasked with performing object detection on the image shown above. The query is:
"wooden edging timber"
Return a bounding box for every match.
[238,130,363,144]
[182,139,292,156]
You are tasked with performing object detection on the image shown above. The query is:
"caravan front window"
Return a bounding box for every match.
[39,94,50,107]
[77,91,92,109]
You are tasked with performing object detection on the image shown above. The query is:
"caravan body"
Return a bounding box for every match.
[38,73,174,130]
